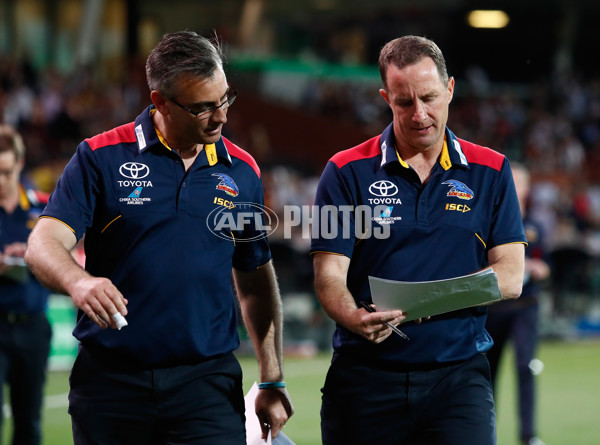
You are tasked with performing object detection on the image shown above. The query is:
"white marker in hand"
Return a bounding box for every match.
[111,313,128,330]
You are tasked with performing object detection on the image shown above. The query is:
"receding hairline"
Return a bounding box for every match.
[378,35,449,88]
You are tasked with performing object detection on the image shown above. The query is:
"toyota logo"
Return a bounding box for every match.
[119,162,150,179]
[369,180,398,197]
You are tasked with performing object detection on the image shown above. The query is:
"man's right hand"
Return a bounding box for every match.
[353,306,405,343]
[69,276,128,329]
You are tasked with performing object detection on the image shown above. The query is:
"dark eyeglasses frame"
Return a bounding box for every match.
[169,87,238,120]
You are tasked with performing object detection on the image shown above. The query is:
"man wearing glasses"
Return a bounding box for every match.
[25,31,293,444]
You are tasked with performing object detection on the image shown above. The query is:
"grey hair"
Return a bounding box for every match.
[145,30,225,98]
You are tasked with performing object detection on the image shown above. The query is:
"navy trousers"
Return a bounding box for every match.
[0,313,52,445]
[69,347,246,444]
[321,352,496,445]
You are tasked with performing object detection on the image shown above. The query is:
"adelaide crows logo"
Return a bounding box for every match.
[442,180,474,200]
[212,173,239,197]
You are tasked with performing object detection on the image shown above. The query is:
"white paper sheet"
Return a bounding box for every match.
[368,267,502,322]
[245,382,295,445]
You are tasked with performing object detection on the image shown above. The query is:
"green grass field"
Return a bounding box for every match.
[3,339,600,444]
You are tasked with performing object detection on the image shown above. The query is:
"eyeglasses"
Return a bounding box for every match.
[169,87,237,120]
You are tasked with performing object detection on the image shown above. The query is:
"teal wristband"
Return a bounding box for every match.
[258,381,286,389]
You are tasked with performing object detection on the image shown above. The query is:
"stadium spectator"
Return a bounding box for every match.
[310,35,526,444]
[486,162,550,445]
[24,31,292,443]
[0,125,51,445]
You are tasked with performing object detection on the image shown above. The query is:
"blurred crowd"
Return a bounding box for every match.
[0,57,148,192]
[276,67,600,255]
[267,67,600,324]
[2,55,600,323]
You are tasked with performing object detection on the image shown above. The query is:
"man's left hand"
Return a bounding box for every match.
[255,387,294,439]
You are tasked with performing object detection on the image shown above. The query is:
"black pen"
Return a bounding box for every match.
[359,301,410,341]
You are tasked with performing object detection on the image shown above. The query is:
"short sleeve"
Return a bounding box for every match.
[309,160,358,258]
[488,158,526,248]
[41,142,99,241]
[231,176,272,271]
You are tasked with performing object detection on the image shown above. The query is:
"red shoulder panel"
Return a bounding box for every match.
[223,137,261,178]
[457,138,505,171]
[330,135,381,169]
[85,123,137,151]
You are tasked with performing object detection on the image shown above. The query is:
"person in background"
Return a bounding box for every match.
[0,124,52,445]
[25,31,292,444]
[310,35,526,444]
[486,162,550,445]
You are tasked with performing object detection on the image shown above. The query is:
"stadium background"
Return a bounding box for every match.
[2,0,600,443]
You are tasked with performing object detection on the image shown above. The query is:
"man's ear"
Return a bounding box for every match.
[379,88,391,105]
[447,77,455,103]
[150,90,169,115]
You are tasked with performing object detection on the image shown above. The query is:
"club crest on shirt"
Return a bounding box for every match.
[442,180,474,200]
[212,173,239,197]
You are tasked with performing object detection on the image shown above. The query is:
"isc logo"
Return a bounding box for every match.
[445,203,471,213]
[214,197,235,209]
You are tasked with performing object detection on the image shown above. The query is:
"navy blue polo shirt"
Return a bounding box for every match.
[310,124,526,365]
[41,105,271,367]
[0,185,50,313]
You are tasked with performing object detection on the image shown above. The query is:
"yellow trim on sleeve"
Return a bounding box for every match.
[309,250,347,257]
[38,216,76,233]
[475,236,529,249]
[497,240,529,248]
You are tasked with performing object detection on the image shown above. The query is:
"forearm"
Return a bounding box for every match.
[26,218,127,329]
[314,263,358,328]
[25,220,87,295]
[235,261,284,382]
[488,243,525,300]
[313,252,404,343]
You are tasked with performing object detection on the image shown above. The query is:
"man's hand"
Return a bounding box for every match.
[351,305,405,343]
[255,387,294,439]
[68,276,128,329]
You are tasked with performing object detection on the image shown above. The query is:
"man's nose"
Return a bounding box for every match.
[211,105,228,124]
[412,101,427,121]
